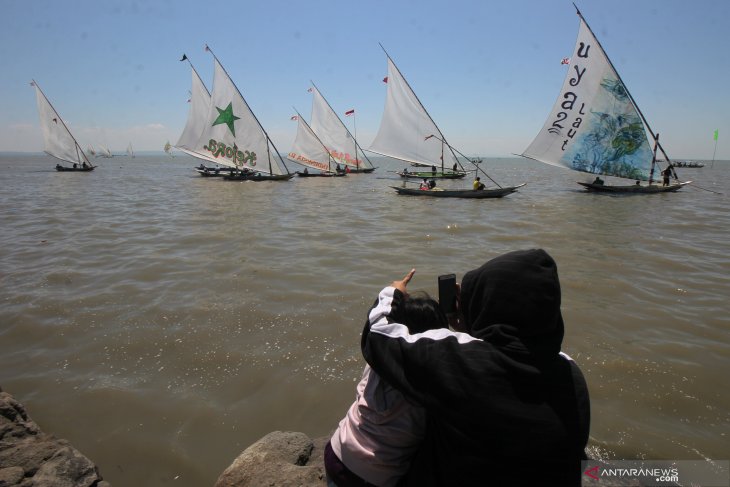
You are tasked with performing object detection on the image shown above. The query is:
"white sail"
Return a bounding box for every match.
[87,144,96,156]
[175,64,211,152]
[309,85,371,170]
[287,115,336,173]
[126,143,135,158]
[31,80,91,166]
[99,146,112,158]
[368,56,460,170]
[189,56,288,175]
[522,17,655,180]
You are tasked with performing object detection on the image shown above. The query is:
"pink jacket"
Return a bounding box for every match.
[330,365,426,487]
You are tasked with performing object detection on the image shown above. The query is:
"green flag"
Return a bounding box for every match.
[714,129,719,141]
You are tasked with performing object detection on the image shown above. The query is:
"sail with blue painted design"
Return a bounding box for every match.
[522,17,654,180]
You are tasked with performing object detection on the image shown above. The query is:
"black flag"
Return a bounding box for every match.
[180,54,188,62]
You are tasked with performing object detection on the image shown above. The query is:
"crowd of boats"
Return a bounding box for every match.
[31,6,699,197]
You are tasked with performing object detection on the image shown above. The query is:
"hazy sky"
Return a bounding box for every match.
[1,0,728,159]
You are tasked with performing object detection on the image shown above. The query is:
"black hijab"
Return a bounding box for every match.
[459,248,565,361]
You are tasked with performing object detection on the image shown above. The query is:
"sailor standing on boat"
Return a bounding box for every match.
[662,165,673,186]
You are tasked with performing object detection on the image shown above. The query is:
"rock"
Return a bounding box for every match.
[214,431,328,487]
[0,387,108,487]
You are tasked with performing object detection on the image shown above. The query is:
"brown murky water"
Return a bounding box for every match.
[1,154,728,486]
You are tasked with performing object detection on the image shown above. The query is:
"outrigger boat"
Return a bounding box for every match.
[287,109,348,178]
[392,183,525,199]
[521,5,690,194]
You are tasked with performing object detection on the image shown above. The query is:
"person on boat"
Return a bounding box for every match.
[336,163,342,173]
[345,165,351,174]
[73,163,78,169]
[662,166,673,186]
[431,165,436,175]
[428,179,436,190]
[452,162,458,173]
[82,161,89,169]
[403,167,409,175]
[473,177,485,191]
[361,249,590,486]
[592,176,604,185]
[303,167,309,175]
[325,293,449,487]
[636,180,641,186]
[419,178,429,190]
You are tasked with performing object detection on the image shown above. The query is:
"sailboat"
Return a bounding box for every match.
[308,83,375,174]
[368,46,468,180]
[126,143,135,158]
[186,45,292,182]
[87,144,96,157]
[164,141,175,158]
[98,146,113,158]
[175,55,234,177]
[287,111,346,177]
[30,80,94,172]
[521,5,691,194]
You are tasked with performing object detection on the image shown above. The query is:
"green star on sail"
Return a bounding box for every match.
[212,102,240,136]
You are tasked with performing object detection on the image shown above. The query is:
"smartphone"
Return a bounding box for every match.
[438,274,457,315]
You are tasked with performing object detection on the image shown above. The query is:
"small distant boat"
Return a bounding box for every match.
[392,184,525,199]
[308,83,376,174]
[521,6,690,194]
[97,146,113,158]
[126,143,135,158]
[672,160,704,168]
[164,141,175,158]
[30,79,95,172]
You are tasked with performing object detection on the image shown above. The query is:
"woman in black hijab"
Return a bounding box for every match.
[361,249,590,486]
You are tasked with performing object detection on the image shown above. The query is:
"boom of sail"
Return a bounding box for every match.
[522,7,688,191]
[308,84,374,173]
[368,50,465,176]
[31,79,94,170]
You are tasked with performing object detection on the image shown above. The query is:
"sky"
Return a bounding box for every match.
[1,0,728,159]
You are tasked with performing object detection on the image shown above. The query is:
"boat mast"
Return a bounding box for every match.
[574,5,675,171]
[378,44,465,173]
[204,45,291,175]
[31,79,93,167]
[309,81,374,169]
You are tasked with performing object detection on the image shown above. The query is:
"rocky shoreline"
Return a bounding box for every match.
[1,386,328,486]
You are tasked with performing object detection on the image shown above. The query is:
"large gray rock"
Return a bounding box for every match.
[0,387,109,487]
[214,431,327,487]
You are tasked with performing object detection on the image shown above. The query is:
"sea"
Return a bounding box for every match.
[0,153,728,486]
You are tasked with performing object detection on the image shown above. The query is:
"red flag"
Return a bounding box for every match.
[382,76,388,83]
[345,109,355,116]
[290,115,298,121]
[561,57,570,65]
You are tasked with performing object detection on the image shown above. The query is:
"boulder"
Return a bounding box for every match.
[214,431,327,487]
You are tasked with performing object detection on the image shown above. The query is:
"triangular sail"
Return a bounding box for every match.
[287,116,336,173]
[175,64,211,152]
[126,143,135,158]
[522,17,654,180]
[32,80,91,166]
[368,56,460,170]
[309,85,373,170]
[189,56,288,175]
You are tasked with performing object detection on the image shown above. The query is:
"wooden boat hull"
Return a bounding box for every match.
[222,173,293,181]
[296,171,346,178]
[391,184,524,198]
[55,165,94,172]
[194,166,236,177]
[398,171,466,180]
[577,181,691,193]
[346,167,376,174]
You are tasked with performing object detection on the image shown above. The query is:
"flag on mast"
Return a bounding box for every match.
[714,129,719,141]
[345,109,355,116]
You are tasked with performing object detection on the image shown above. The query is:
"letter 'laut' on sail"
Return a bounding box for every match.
[287,110,338,174]
[367,46,465,175]
[175,59,211,157]
[31,79,94,170]
[308,83,375,173]
[188,49,290,177]
[521,6,690,193]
